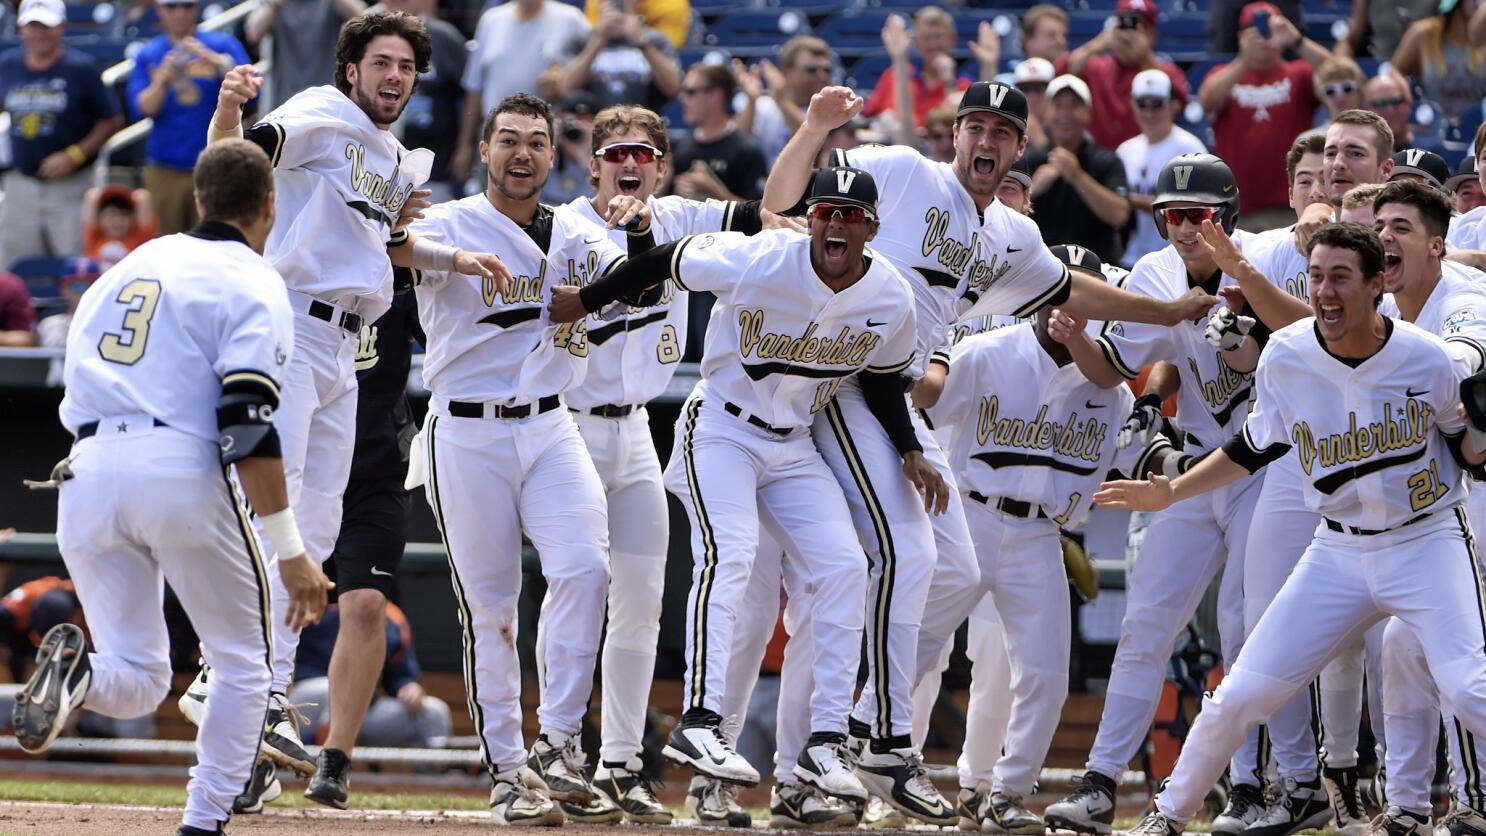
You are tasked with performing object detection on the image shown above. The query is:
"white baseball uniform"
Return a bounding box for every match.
[57,226,292,830]
[1086,244,1264,785]
[242,85,431,692]
[408,196,627,775]
[1448,205,1486,250]
[1154,317,1486,825]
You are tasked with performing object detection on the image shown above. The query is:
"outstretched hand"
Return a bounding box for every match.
[453,250,514,298]
[1093,475,1177,512]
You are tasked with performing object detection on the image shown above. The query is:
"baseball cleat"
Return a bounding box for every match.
[1437,803,1486,836]
[1044,770,1117,835]
[178,665,209,726]
[1325,766,1368,836]
[686,775,752,827]
[175,825,225,835]
[859,793,908,829]
[982,790,1046,834]
[527,731,598,804]
[1244,776,1333,836]
[770,780,858,829]
[854,744,955,824]
[664,716,759,785]
[958,784,990,830]
[490,766,564,826]
[262,691,315,777]
[1212,783,1266,836]
[304,747,351,809]
[1128,811,1184,836]
[795,732,868,802]
[14,623,91,754]
[233,758,282,814]
[559,791,624,824]
[594,759,672,825]
[1365,806,1431,836]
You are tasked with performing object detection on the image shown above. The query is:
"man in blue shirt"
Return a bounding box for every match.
[128,0,250,234]
[0,0,123,266]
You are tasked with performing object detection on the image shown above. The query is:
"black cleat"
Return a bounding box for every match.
[14,624,90,754]
[304,747,351,809]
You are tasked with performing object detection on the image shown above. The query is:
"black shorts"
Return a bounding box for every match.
[328,474,411,598]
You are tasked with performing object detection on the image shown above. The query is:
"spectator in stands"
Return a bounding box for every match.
[735,36,834,164]
[559,0,680,113]
[1200,2,1332,231]
[582,0,688,49]
[1118,69,1208,266]
[1014,56,1054,149]
[1058,0,1189,151]
[1020,4,1069,64]
[542,91,598,204]
[244,0,367,112]
[0,0,123,267]
[35,257,98,349]
[670,63,767,201]
[1208,0,1301,53]
[1339,0,1439,60]
[1364,72,1416,150]
[1449,156,1484,213]
[82,185,156,270]
[384,0,465,203]
[0,269,35,347]
[129,0,250,235]
[1023,74,1131,264]
[1314,56,1366,124]
[289,602,452,750]
[863,7,969,131]
[452,0,589,186]
[919,100,956,163]
[1390,0,1486,127]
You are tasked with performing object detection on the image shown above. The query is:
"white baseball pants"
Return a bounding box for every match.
[1318,624,1385,770]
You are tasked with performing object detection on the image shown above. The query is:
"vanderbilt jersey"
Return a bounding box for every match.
[245,86,432,323]
[668,229,916,430]
[1243,225,1311,303]
[562,195,743,409]
[1095,245,1255,455]
[410,196,630,405]
[1448,205,1486,251]
[830,144,1071,379]
[60,226,294,443]
[1240,318,1472,531]
[1380,262,1486,369]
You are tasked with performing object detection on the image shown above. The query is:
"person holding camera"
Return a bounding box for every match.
[542,91,600,204]
[1056,0,1188,151]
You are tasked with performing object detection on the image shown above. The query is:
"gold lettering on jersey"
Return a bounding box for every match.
[566,250,603,287]
[921,208,1012,294]
[1189,355,1252,415]
[354,325,380,372]
[344,142,416,218]
[737,309,881,366]
[484,260,548,306]
[1285,271,1308,302]
[1290,400,1432,476]
[974,396,1108,462]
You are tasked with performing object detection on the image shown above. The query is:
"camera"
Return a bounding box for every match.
[561,117,584,143]
[1115,13,1142,29]
[1252,10,1271,38]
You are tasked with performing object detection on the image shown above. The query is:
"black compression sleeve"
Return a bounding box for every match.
[577,239,681,312]
[726,200,765,235]
[626,223,657,258]
[1441,431,1486,480]
[859,371,922,456]
[1222,430,1289,473]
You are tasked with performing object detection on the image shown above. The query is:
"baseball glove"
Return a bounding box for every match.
[1062,536,1099,603]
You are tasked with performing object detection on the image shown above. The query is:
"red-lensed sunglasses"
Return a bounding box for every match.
[1162,206,1215,226]
[594,143,663,164]
[809,203,876,223]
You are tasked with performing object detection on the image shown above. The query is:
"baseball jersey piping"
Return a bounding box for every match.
[219,466,275,695]
[680,398,720,711]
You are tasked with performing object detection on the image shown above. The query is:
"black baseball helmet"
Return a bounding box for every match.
[807,166,878,217]
[1152,153,1240,238]
[957,81,1029,133]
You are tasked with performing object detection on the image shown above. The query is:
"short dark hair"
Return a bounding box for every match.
[1307,221,1386,299]
[1374,178,1454,240]
[334,11,431,95]
[1285,133,1325,185]
[194,140,274,225]
[482,92,555,144]
[1476,122,1486,158]
[687,64,738,114]
[1329,109,1394,162]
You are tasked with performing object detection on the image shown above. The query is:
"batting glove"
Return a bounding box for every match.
[1204,306,1256,352]
[1118,393,1164,450]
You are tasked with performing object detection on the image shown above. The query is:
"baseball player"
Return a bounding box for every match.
[1448,126,1486,252]
[551,166,933,807]
[763,83,1216,823]
[406,93,648,826]
[1103,221,1486,836]
[14,140,331,836]
[1044,153,1277,836]
[1447,153,1482,215]
[186,11,513,777]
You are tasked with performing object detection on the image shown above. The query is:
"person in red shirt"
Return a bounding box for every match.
[862,5,971,130]
[1057,0,1189,150]
[1199,2,1334,230]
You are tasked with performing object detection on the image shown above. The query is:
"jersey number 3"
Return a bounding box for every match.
[98,279,162,365]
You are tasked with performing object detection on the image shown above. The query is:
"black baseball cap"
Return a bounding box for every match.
[1389,148,1451,188]
[1004,157,1033,189]
[807,166,878,216]
[1049,243,1104,277]
[1446,155,1480,193]
[956,81,1029,133]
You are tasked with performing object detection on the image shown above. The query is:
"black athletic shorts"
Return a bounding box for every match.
[328,474,411,598]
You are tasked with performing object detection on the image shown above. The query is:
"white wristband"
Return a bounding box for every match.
[1161,453,1188,481]
[261,507,306,559]
[410,238,459,273]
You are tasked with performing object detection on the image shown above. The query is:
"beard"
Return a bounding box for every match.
[350,75,411,127]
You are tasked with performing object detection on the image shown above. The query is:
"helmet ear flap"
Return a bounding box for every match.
[1153,207,1170,241]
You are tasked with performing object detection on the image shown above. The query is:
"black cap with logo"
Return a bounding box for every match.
[1049,244,1104,277]
[956,81,1029,133]
[1447,155,1480,193]
[808,166,879,216]
[1389,148,1452,188]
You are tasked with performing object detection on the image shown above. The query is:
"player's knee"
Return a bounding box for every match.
[337,589,388,636]
[544,547,610,588]
[1434,659,1486,715]
[1206,666,1298,729]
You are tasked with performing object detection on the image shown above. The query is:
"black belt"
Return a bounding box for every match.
[449,395,561,420]
[968,491,1049,520]
[724,401,791,436]
[307,299,363,335]
[580,404,637,418]
[75,417,167,440]
[1324,511,1431,537]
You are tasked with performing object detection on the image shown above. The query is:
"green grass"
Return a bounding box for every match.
[0,779,493,812]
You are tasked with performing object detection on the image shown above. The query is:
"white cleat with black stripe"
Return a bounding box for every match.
[664,714,759,786]
[14,624,91,753]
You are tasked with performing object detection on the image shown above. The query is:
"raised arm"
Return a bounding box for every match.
[762,86,862,213]
[1058,268,1217,327]
[1198,219,1313,329]
[209,65,263,144]
[1093,444,1252,512]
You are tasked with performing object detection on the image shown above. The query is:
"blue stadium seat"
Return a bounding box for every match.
[1305,14,1347,45]
[692,0,751,16]
[10,256,68,301]
[678,46,733,69]
[764,0,845,14]
[1066,10,1110,41]
[843,54,890,90]
[1186,55,1234,91]
[814,11,893,57]
[703,10,812,48]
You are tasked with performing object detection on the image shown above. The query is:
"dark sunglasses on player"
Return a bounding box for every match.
[1321,81,1357,97]
[1162,206,1215,225]
[594,143,663,164]
[809,203,876,223]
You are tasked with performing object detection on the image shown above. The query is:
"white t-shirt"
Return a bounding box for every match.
[463,2,591,114]
[1116,126,1208,268]
[1448,205,1486,251]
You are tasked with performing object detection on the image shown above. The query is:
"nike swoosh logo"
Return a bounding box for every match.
[370,567,394,576]
[1006,246,1023,253]
[1085,400,1105,409]
[867,319,887,327]
[1406,388,1429,397]
[583,237,604,244]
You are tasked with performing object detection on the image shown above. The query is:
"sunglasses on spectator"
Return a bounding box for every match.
[1162,206,1215,225]
[1115,14,1143,29]
[1321,81,1357,97]
[1017,82,1048,95]
[1369,97,1408,108]
[680,85,715,97]
[809,203,876,224]
[796,65,832,76]
[1134,97,1168,110]
[594,143,663,164]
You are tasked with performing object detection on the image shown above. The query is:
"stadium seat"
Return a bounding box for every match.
[1066,10,1111,41]
[678,46,733,69]
[814,10,895,58]
[843,54,891,90]
[1185,55,1234,92]
[764,0,845,15]
[9,256,68,302]
[703,10,812,48]
[692,0,750,16]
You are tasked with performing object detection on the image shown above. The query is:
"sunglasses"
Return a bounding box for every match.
[1134,97,1167,110]
[679,85,715,97]
[1369,97,1408,109]
[1162,206,1215,226]
[1321,81,1357,97]
[809,203,876,224]
[1017,82,1048,95]
[594,142,662,164]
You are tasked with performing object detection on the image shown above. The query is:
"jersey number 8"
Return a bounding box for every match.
[656,325,681,364]
[98,279,162,366]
